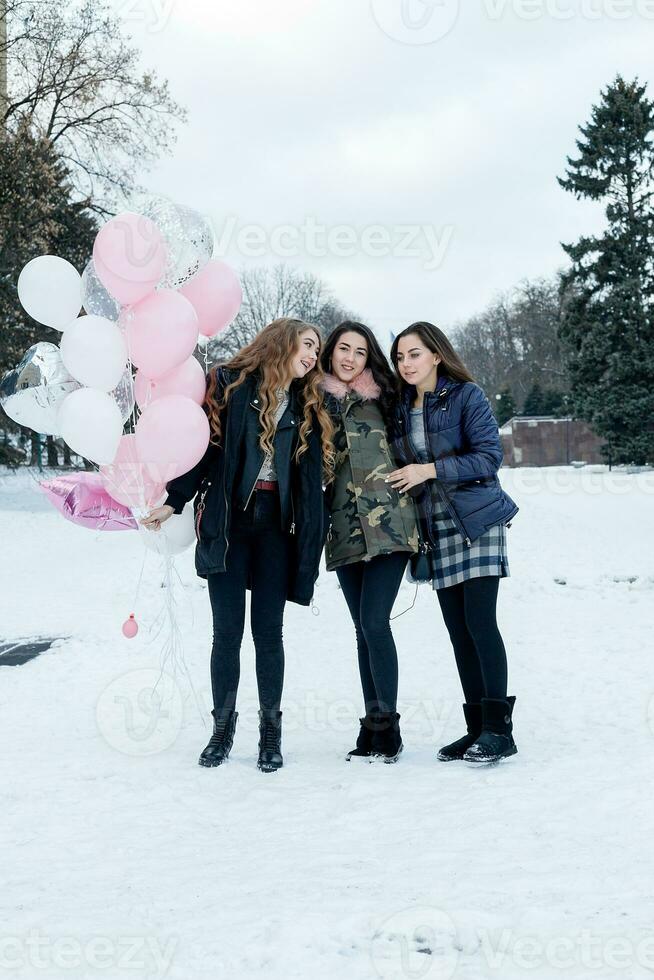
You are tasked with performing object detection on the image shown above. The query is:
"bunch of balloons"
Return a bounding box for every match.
[0,194,242,556]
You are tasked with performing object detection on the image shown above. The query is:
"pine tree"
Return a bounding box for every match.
[0,125,98,464]
[523,381,545,415]
[494,384,516,426]
[523,381,569,417]
[558,76,654,465]
[541,388,568,418]
[0,124,98,375]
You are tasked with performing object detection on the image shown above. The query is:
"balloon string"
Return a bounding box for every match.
[390,582,419,621]
[148,545,206,726]
[131,546,148,610]
[120,326,149,511]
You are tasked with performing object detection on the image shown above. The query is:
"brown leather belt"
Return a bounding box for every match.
[254,480,278,492]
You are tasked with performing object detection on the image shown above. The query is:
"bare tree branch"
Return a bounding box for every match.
[208,264,359,363]
[3,0,186,209]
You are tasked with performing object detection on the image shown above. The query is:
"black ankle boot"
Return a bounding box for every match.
[258,709,283,772]
[346,714,377,761]
[198,709,238,767]
[464,696,518,765]
[437,703,482,762]
[370,712,403,764]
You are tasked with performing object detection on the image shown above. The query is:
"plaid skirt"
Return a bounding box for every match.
[407,496,510,590]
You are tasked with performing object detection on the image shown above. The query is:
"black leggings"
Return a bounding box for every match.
[207,490,290,715]
[335,552,409,716]
[436,576,508,702]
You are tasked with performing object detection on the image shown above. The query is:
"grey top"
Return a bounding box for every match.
[257,389,289,482]
[409,407,430,464]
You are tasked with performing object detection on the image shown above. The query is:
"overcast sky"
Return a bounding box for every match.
[111,0,654,340]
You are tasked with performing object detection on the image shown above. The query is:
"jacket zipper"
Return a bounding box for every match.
[405,393,472,548]
[435,481,471,546]
[402,401,435,538]
[195,482,211,540]
[423,394,472,546]
[222,422,230,567]
[244,476,258,512]
[343,396,372,554]
[244,404,266,511]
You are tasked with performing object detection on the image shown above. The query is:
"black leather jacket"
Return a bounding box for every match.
[234,387,299,528]
[164,367,328,606]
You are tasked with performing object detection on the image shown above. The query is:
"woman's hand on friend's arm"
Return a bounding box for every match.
[139,504,175,530]
[385,463,436,493]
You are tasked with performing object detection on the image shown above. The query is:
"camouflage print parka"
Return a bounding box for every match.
[321,370,419,572]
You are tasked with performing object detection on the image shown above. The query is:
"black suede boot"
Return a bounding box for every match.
[437,703,482,762]
[257,709,283,772]
[370,712,403,764]
[464,696,517,765]
[346,714,378,761]
[198,709,238,768]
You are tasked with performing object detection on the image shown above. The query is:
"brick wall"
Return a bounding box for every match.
[499,417,605,467]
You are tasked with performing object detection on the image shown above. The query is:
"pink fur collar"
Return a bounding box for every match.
[321,368,381,401]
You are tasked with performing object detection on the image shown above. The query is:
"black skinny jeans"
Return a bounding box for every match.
[436,576,508,702]
[335,552,409,716]
[207,489,290,716]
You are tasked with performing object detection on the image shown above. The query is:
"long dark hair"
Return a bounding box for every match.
[390,321,475,386]
[321,321,399,423]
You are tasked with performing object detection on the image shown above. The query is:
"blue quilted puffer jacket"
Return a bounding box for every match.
[388,374,518,545]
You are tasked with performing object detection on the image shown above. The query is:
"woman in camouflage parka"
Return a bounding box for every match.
[321,322,418,764]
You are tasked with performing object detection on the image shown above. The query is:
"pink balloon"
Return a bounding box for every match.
[93,212,167,306]
[179,259,242,338]
[99,433,165,509]
[124,290,199,379]
[122,614,139,638]
[135,395,210,484]
[38,473,138,531]
[93,254,153,308]
[134,356,207,409]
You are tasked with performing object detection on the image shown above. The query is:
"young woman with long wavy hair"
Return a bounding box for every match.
[387,322,519,766]
[141,318,335,772]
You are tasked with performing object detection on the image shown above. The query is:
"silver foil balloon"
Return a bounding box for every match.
[81,259,121,320]
[126,192,214,289]
[0,342,81,435]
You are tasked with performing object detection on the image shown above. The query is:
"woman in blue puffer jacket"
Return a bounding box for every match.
[386,321,519,766]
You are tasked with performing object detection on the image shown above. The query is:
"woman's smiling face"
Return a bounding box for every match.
[395,333,440,386]
[289,329,320,379]
[331,331,369,383]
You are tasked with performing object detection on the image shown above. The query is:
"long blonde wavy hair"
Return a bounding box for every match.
[206,318,335,481]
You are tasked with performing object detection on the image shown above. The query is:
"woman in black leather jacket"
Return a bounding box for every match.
[141,318,335,773]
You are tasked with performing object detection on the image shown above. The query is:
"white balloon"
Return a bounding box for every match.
[57,388,124,464]
[17,256,82,330]
[138,502,196,556]
[60,315,128,391]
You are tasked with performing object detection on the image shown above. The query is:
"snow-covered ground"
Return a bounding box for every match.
[2,464,653,980]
